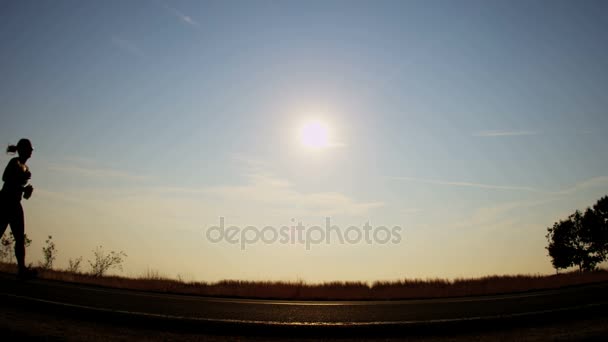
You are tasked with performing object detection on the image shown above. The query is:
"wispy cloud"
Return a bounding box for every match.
[390,176,542,192]
[328,141,348,148]
[450,197,558,230]
[552,176,608,196]
[46,163,149,182]
[205,171,384,217]
[445,175,608,235]
[110,36,146,58]
[46,156,383,218]
[399,207,422,215]
[391,172,608,197]
[164,5,200,27]
[473,130,539,137]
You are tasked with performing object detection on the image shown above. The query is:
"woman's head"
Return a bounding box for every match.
[7,139,34,159]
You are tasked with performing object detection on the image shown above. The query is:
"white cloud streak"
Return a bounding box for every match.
[552,176,608,196]
[46,163,150,182]
[165,5,200,27]
[473,130,539,137]
[390,176,542,192]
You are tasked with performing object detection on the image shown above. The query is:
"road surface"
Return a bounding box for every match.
[1,272,607,334]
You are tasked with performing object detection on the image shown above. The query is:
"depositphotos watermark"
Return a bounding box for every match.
[205,217,402,250]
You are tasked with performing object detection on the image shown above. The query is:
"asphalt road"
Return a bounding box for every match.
[1,272,607,329]
[0,273,608,338]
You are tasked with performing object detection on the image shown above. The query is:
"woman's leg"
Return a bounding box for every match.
[0,206,10,253]
[0,218,7,239]
[9,203,25,272]
[0,200,8,237]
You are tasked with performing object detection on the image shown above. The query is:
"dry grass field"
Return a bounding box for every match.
[2,262,608,300]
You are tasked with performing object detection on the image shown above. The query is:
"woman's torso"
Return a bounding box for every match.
[1,157,30,202]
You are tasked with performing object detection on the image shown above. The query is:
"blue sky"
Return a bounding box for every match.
[1,0,608,282]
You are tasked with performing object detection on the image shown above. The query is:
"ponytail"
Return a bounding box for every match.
[7,139,33,154]
[6,145,18,154]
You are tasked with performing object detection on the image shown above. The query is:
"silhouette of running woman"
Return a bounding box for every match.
[0,138,36,279]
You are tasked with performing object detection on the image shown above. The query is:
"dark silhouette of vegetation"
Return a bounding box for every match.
[39,235,57,270]
[88,246,127,277]
[67,256,83,273]
[547,196,608,272]
[0,232,31,263]
[1,261,607,300]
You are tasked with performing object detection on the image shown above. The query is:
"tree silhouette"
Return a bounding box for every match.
[546,196,608,272]
[590,196,608,253]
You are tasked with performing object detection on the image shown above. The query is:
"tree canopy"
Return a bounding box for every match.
[546,196,608,272]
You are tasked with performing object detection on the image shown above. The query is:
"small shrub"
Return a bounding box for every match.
[0,232,31,263]
[39,235,57,270]
[67,256,83,273]
[88,246,127,277]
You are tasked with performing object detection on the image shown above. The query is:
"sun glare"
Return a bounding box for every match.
[300,121,329,149]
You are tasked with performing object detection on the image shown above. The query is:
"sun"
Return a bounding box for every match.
[300,121,329,149]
